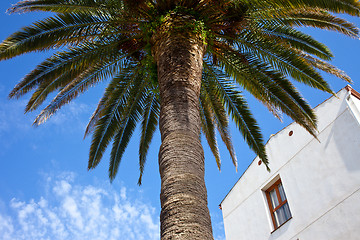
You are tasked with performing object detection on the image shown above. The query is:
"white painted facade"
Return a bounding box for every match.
[220,86,360,240]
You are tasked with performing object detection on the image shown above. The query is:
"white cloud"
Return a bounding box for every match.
[0,172,160,240]
[53,180,72,196]
[0,214,14,239]
[47,102,91,130]
[0,96,92,138]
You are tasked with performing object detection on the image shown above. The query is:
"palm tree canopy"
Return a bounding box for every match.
[1,0,359,184]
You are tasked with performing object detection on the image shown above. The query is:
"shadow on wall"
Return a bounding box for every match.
[324,96,360,172]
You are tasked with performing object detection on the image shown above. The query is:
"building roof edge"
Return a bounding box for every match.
[219,85,357,207]
[345,85,360,100]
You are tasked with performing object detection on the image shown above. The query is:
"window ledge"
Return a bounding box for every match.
[270,217,292,234]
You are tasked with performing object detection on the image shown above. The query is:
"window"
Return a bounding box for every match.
[265,179,292,230]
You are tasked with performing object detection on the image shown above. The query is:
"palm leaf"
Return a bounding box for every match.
[0,12,119,60]
[301,52,352,83]
[8,0,122,14]
[250,0,360,17]
[138,92,160,185]
[221,33,334,92]
[109,71,148,181]
[199,91,222,170]
[88,63,143,169]
[84,62,140,137]
[33,54,125,125]
[202,64,238,168]
[259,24,334,60]
[279,10,359,37]
[212,48,318,137]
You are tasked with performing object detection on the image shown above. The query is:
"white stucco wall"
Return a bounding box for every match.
[221,88,360,240]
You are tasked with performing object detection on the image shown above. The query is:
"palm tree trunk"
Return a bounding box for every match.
[153,14,214,240]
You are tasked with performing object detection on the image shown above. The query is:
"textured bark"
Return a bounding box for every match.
[153,14,214,240]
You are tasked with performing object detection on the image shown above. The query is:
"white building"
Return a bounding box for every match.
[220,86,360,240]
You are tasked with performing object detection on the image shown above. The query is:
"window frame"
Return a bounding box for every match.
[265,178,292,231]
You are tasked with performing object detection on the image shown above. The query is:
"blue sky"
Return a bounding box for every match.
[0,2,359,239]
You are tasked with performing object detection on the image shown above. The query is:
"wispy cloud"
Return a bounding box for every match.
[0,98,33,135]
[0,88,92,136]
[0,172,160,240]
[211,212,226,240]
[46,102,91,131]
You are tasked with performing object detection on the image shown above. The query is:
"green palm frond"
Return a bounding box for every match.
[109,73,148,181]
[212,48,318,137]
[9,41,121,100]
[84,62,140,137]
[253,6,359,37]
[218,33,333,93]
[203,62,268,166]
[25,47,126,113]
[252,0,360,16]
[33,53,125,125]
[301,52,352,83]
[223,86,268,167]
[88,62,143,170]
[138,91,160,185]
[227,92,269,168]
[202,64,238,168]
[0,12,122,60]
[200,91,222,170]
[258,24,334,60]
[279,10,359,38]
[8,0,122,14]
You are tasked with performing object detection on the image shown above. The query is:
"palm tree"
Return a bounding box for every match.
[1,0,359,239]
